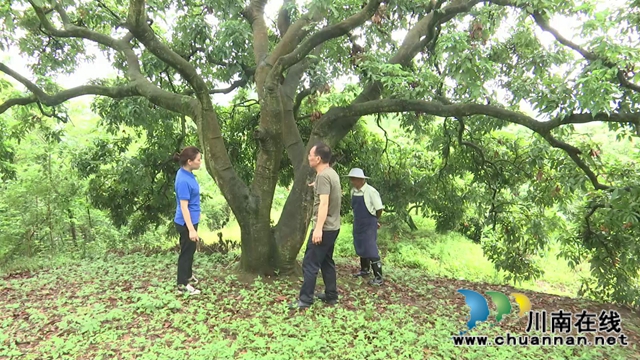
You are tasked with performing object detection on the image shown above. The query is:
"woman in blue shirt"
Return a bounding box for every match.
[173,146,202,295]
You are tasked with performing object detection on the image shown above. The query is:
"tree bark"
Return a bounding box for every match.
[238,213,278,274]
[274,164,316,275]
[269,52,322,274]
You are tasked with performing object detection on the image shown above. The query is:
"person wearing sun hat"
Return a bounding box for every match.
[346,168,385,285]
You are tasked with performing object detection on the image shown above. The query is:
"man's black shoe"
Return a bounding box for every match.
[352,270,370,277]
[288,300,312,309]
[314,292,338,305]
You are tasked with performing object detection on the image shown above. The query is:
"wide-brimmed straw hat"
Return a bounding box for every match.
[345,168,369,179]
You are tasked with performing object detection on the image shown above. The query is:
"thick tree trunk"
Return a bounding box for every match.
[238,212,278,274]
[233,177,314,276]
[227,159,317,276]
[273,165,316,275]
[234,70,285,271]
[232,178,313,276]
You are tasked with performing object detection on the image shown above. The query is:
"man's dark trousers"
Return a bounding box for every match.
[299,228,340,305]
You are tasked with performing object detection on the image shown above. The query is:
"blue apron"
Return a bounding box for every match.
[352,194,379,258]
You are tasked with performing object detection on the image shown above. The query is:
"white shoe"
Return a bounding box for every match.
[188,275,199,285]
[179,284,201,295]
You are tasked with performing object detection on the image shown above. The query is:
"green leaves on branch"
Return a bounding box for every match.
[358,61,415,95]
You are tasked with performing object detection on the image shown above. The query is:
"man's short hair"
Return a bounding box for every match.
[312,142,332,164]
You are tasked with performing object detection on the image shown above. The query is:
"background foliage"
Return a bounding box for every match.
[1,0,640,310]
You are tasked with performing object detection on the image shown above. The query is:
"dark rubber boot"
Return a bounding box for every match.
[353,257,371,277]
[369,260,383,286]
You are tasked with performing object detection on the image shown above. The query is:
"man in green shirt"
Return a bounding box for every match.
[347,168,385,285]
[290,142,342,309]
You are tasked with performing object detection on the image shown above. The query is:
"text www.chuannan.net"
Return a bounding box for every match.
[452,333,629,346]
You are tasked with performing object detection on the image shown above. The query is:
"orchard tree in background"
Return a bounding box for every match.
[2,0,640,304]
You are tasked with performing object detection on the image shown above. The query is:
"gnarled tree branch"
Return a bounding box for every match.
[328,97,633,190]
[0,85,138,116]
[255,4,324,96]
[455,116,497,170]
[328,98,640,133]
[182,77,251,96]
[271,0,382,77]
[436,94,498,171]
[126,1,210,100]
[327,99,548,131]
[0,98,36,114]
[293,87,317,119]
[125,0,251,216]
[268,8,325,64]
[30,0,121,50]
[242,0,270,66]
[542,134,609,190]
[530,11,640,93]
[281,49,323,171]
[25,1,198,116]
[0,63,139,114]
[181,60,254,96]
[547,112,640,129]
[210,78,250,94]
[277,0,294,37]
[28,0,250,215]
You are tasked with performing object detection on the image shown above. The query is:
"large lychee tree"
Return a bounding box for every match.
[2,0,640,304]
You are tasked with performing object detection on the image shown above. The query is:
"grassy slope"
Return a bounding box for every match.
[2,250,638,359]
[5,211,628,359]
